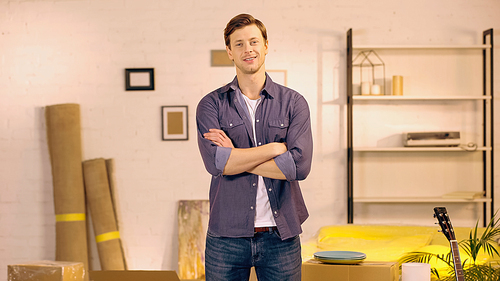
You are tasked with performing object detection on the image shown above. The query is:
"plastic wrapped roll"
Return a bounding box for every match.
[83,158,125,270]
[178,200,210,279]
[45,103,89,281]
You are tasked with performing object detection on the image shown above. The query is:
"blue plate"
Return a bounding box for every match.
[314,251,366,263]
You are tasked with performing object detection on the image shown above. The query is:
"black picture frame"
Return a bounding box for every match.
[125,68,155,91]
[161,106,188,141]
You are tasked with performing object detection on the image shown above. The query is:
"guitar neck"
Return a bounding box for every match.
[450,240,464,281]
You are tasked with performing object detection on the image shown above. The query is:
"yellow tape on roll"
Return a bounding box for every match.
[96,231,120,243]
[55,213,86,222]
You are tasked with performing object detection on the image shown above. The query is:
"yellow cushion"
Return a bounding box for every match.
[314,225,435,261]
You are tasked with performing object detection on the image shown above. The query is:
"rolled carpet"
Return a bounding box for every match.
[105,158,128,269]
[83,158,125,270]
[45,103,89,281]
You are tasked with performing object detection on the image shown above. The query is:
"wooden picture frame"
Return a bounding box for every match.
[161,106,188,141]
[126,68,155,91]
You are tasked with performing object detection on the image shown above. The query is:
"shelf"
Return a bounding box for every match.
[353,45,491,50]
[354,147,491,152]
[353,95,491,101]
[354,197,492,203]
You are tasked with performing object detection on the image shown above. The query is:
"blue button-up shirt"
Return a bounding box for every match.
[196,74,313,240]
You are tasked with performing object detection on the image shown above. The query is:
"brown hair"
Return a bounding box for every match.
[224,14,267,49]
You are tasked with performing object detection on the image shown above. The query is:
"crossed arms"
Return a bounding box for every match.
[203,128,287,180]
[196,90,312,182]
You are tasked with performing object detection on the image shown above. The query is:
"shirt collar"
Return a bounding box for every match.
[226,73,276,99]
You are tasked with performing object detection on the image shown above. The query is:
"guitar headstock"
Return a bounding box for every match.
[433,207,457,241]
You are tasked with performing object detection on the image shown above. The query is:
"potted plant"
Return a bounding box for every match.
[399,212,500,281]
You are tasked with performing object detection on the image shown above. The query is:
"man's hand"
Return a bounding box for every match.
[204,129,234,148]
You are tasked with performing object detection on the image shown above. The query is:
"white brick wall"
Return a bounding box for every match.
[1,0,499,279]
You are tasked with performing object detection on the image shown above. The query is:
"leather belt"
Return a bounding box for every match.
[254,226,278,233]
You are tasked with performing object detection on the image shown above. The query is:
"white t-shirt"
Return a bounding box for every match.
[241,94,277,228]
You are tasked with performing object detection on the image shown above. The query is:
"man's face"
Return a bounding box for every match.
[226,24,268,76]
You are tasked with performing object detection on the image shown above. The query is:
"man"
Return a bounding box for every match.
[196,14,313,281]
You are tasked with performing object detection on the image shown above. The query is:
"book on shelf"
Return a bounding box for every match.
[442,191,485,200]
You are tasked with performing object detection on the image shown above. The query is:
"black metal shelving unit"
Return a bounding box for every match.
[483,29,494,226]
[346,28,494,226]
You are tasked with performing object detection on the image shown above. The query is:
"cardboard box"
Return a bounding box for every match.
[8,261,84,281]
[302,260,399,281]
[89,270,180,281]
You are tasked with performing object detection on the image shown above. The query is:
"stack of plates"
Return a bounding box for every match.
[314,251,366,264]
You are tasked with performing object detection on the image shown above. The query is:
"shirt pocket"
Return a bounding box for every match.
[220,119,247,146]
[268,119,289,143]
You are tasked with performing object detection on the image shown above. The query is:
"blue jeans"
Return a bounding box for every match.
[205,228,302,281]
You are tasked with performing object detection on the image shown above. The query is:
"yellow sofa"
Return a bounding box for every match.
[301,225,500,277]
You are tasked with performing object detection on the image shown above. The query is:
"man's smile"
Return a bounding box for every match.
[244,56,257,62]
